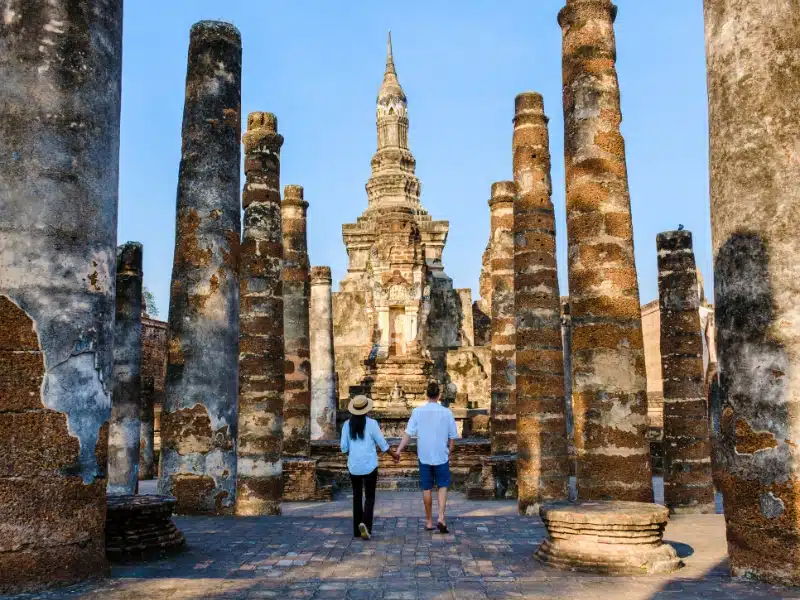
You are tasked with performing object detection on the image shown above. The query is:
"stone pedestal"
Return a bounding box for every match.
[282,458,332,502]
[105,495,185,562]
[465,455,517,500]
[536,502,681,575]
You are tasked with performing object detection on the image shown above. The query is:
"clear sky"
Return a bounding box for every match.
[118,1,710,319]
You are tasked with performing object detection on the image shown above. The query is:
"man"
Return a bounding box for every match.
[394,381,458,533]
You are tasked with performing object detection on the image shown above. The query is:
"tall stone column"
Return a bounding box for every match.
[513,92,570,514]
[0,1,122,592]
[656,231,715,514]
[489,181,517,458]
[559,0,652,502]
[705,0,800,585]
[310,266,338,441]
[108,242,144,495]
[158,21,242,515]
[236,112,285,516]
[139,375,156,480]
[282,184,312,458]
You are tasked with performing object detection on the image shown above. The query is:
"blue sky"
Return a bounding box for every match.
[119,1,710,318]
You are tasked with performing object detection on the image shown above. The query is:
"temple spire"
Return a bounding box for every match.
[379,30,404,101]
[386,30,395,74]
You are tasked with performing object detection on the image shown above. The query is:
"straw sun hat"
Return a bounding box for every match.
[347,395,374,416]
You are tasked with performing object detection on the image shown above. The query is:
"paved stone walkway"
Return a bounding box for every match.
[6,488,798,599]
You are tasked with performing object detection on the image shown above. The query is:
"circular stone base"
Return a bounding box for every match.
[106,495,186,562]
[535,501,682,575]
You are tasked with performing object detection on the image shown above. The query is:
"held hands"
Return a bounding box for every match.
[390,448,401,463]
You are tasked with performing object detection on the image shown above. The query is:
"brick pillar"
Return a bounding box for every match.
[282,184,312,457]
[489,181,517,457]
[108,242,144,495]
[139,375,156,480]
[559,0,653,502]
[512,92,570,514]
[310,266,338,441]
[705,0,800,585]
[0,1,122,592]
[656,231,714,514]
[158,21,242,515]
[236,112,285,516]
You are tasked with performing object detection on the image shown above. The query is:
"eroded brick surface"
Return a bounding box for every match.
[559,0,652,502]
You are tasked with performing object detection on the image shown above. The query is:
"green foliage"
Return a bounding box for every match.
[143,286,159,317]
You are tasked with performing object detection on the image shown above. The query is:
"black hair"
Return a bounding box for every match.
[349,414,366,440]
[426,381,440,399]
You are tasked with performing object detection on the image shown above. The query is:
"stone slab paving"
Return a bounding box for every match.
[5,489,796,600]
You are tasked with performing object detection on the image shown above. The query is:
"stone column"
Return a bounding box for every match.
[282,184,312,457]
[310,266,337,441]
[656,231,714,514]
[513,92,570,514]
[158,21,242,515]
[0,1,122,592]
[236,112,285,516]
[705,0,800,585]
[489,181,517,456]
[139,375,156,480]
[559,0,652,502]
[108,242,144,495]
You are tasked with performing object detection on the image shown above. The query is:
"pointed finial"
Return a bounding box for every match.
[386,30,395,74]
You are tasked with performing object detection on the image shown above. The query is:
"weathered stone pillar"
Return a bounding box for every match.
[310,266,338,440]
[656,231,715,514]
[0,1,122,592]
[282,184,312,457]
[108,242,144,495]
[158,21,242,515]
[513,92,570,514]
[705,0,800,585]
[559,0,652,502]
[139,375,156,480]
[236,111,285,516]
[489,181,517,457]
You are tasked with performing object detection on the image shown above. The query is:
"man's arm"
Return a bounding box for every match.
[394,411,417,460]
[395,432,411,457]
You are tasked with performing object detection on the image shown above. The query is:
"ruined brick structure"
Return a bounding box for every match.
[108,242,144,496]
[705,0,800,585]
[559,0,653,502]
[0,1,122,591]
[512,93,570,514]
[656,231,714,514]
[139,317,168,480]
[310,266,338,440]
[282,184,312,457]
[159,21,242,515]
[236,112,285,515]
[332,34,490,432]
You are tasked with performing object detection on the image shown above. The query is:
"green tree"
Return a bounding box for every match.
[142,286,159,317]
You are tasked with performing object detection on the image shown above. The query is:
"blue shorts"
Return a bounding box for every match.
[419,461,451,491]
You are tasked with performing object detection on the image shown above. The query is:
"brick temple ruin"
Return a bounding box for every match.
[1,0,799,593]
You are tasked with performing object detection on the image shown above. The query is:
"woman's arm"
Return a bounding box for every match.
[340,422,349,454]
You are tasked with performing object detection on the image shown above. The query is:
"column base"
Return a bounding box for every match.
[105,495,186,563]
[465,455,517,500]
[282,457,333,502]
[535,501,682,575]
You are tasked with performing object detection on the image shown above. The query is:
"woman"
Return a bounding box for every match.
[340,395,393,540]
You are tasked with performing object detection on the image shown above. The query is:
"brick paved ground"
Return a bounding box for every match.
[6,485,798,600]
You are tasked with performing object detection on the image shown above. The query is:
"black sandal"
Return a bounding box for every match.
[424,525,436,531]
[436,522,449,534]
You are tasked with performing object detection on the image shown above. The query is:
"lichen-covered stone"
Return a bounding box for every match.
[236,112,285,516]
[282,184,312,458]
[0,1,122,592]
[310,266,337,441]
[705,0,800,586]
[489,182,517,457]
[559,0,653,502]
[158,20,242,515]
[656,231,714,514]
[108,242,144,496]
[513,93,570,514]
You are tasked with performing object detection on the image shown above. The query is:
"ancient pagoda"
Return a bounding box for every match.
[332,33,489,433]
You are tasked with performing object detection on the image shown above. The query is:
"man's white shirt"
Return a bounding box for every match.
[405,402,459,466]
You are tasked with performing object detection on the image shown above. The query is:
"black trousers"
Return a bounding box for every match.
[350,468,378,536]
